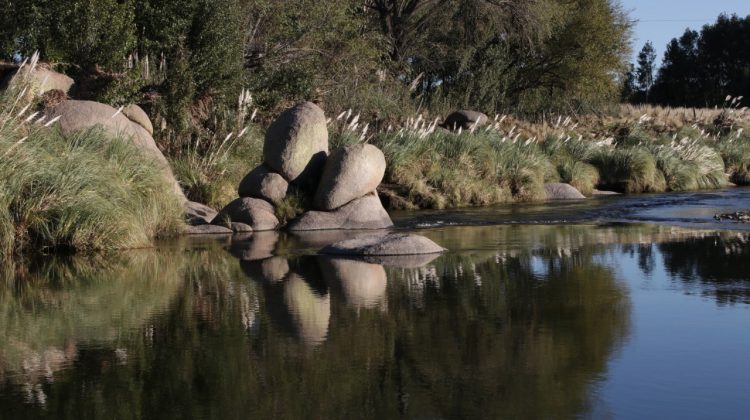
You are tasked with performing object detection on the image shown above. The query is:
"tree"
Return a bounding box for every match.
[364,0,633,114]
[651,14,750,107]
[0,0,136,70]
[635,41,656,99]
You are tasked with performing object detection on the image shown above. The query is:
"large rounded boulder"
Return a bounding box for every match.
[212,197,280,231]
[314,144,386,211]
[288,192,393,231]
[46,100,185,202]
[263,102,328,187]
[238,165,289,206]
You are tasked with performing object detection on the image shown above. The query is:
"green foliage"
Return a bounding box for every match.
[1,0,136,70]
[649,14,750,107]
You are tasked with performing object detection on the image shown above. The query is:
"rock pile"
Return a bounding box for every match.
[714,211,750,223]
[213,101,394,233]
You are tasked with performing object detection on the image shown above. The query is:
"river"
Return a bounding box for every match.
[1,189,750,419]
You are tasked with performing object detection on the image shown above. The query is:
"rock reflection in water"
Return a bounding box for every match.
[319,258,388,311]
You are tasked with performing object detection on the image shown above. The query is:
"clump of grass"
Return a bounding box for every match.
[0,62,183,257]
[371,125,552,209]
[0,126,184,256]
[170,126,263,209]
[274,189,309,225]
[541,136,600,196]
[589,146,666,193]
[167,90,263,209]
[717,133,750,185]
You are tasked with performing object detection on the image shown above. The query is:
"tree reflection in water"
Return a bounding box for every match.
[0,225,653,418]
[647,233,750,305]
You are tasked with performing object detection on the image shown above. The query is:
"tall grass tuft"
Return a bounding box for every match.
[0,76,183,257]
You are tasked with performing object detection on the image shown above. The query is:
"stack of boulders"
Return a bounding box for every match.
[210,101,394,234]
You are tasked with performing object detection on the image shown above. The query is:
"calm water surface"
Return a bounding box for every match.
[1,190,750,419]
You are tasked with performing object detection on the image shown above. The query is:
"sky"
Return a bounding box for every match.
[621,0,750,65]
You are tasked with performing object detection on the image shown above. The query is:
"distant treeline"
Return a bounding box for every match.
[625,14,750,108]
[0,0,631,118]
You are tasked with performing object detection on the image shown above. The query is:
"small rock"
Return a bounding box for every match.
[185,201,218,226]
[122,104,154,135]
[320,233,446,256]
[212,197,279,231]
[544,183,586,200]
[263,102,328,187]
[185,224,233,235]
[288,192,393,231]
[4,66,74,95]
[592,189,622,196]
[443,110,489,130]
[231,222,254,233]
[238,165,289,206]
[314,144,386,211]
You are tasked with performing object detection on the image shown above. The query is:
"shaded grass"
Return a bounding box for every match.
[372,130,551,209]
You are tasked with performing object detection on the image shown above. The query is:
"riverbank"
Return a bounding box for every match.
[353,104,749,210]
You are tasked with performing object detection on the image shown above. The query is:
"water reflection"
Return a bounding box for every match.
[644,233,750,305]
[0,224,747,418]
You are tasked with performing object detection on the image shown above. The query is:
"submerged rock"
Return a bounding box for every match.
[185,224,233,235]
[288,192,393,231]
[320,233,446,256]
[263,102,328,186]
[212,197,279,231]
[592,189,622,197]
[237,165,289,206]
[229,231,280,261]
[714,211,750,223]
[544,183,586,200]
[314,144,386,211]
